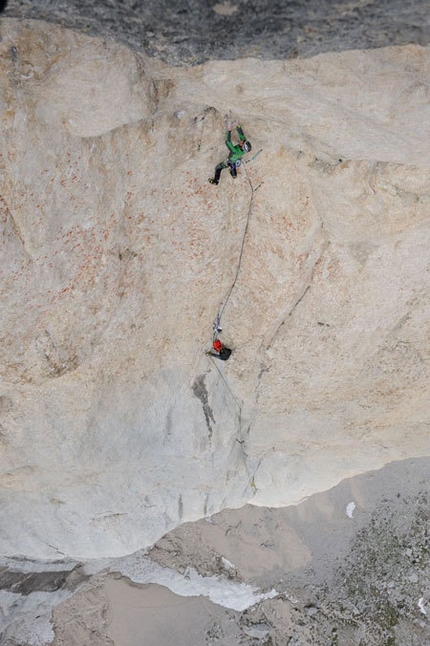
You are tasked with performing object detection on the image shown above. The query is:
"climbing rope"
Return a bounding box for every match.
[208,352,260,494]
[208,354,242,418]
[201,127,263,492]
[216,163,263,326]
[206,145,260,416]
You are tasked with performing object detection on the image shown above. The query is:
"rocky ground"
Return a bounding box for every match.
[3,0,430,65]
[1,457,428,644]
[142,456,430,645]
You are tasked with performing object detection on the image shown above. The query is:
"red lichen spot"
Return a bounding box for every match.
[296,252,310,268]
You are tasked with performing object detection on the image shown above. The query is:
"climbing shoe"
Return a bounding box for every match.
[208,178,218,185]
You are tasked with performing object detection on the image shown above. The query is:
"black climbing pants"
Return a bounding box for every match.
[211,348,232,361]
[213,161,237,183]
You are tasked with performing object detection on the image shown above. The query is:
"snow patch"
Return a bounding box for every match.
[88,554,278,612]
[0,590,61,646]
[418,597,427,615]
[243,622,271,639]
[346,501,356,519]
[220,556,236,571]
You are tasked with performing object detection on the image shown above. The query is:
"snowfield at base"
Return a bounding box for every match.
[0,591,58,646]
[86,555,278,612]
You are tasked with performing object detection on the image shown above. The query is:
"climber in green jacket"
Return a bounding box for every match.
[208,122,252,185]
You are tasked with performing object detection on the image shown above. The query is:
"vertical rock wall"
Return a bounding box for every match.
[0,19,429,558]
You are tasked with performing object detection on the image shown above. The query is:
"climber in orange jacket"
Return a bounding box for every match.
[207,338,232,361]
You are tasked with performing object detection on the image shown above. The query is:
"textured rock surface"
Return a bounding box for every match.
[0,19,429,564]
[3,458,428,645]
[3,0,430,65]
[143,457,430,646]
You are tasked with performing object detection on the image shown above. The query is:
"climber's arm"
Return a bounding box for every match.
[225,129,237,153]
[236,125,247,142]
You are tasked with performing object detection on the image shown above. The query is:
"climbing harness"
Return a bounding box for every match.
[213,315,222,340]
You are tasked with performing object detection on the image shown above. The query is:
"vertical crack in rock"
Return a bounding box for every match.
[240,424,259,496]
[194,106,219,152]
[192,374,215,439]
[164,407,173,438]
[288,284,312,317]
[0,395,13,414]
[255,362,271,405]
[265,236,330,350]
[0,196,33,261]
[178,494,183,521]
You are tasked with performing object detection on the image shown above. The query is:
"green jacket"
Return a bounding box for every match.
[226,125,247,164]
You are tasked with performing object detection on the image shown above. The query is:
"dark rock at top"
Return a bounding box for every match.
[2,0,430,65]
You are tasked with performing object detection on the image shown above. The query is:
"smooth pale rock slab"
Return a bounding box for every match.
[0,19,429,558]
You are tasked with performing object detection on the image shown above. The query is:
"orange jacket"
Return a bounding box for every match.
[213,339,223,353]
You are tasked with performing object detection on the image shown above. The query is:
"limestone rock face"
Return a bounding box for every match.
[0,19,429,559]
